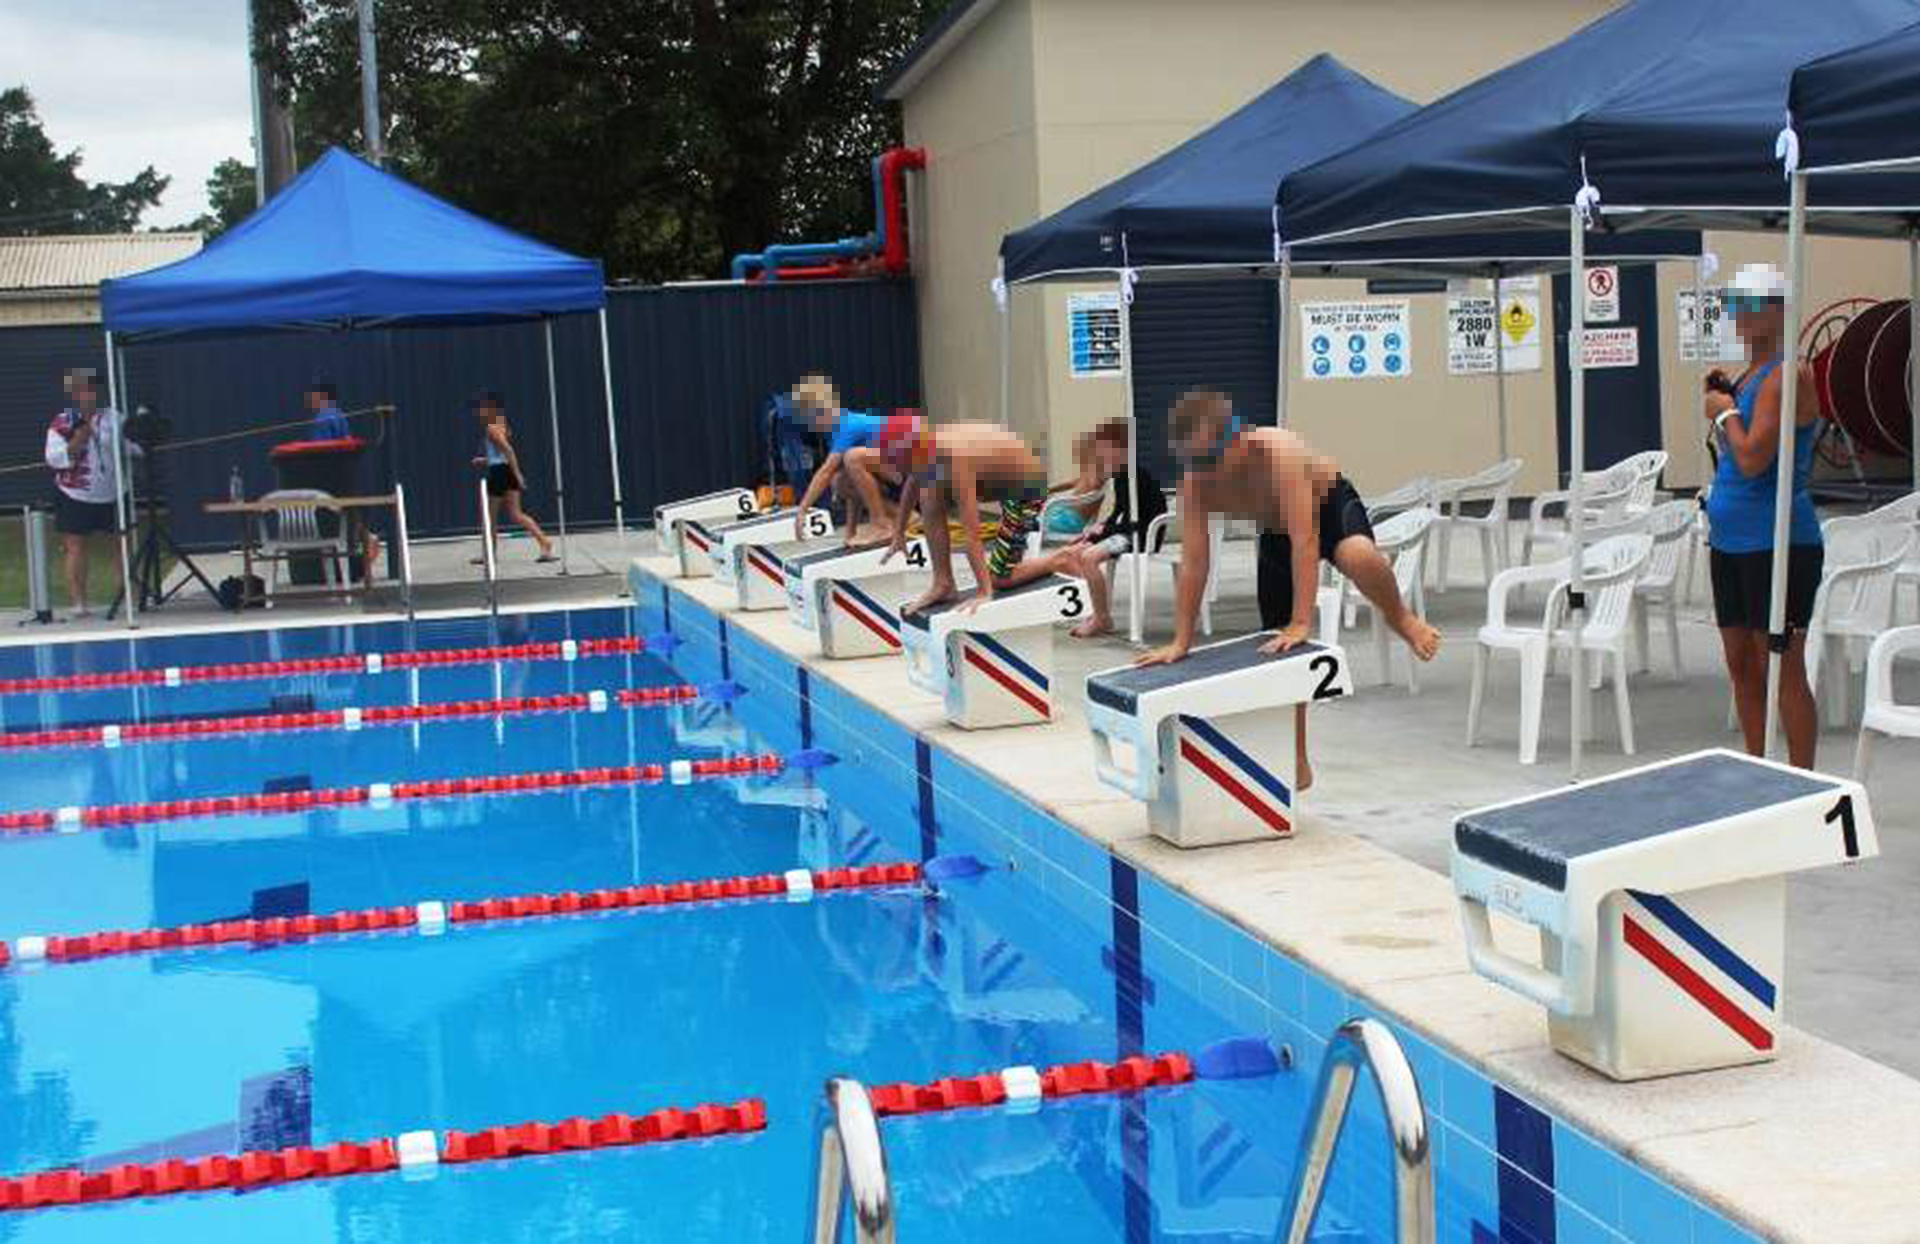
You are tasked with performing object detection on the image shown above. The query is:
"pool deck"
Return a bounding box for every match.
[632,536,1920,1244]
[11,525,1920,1238]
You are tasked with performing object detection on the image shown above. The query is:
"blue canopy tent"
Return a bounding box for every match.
[1272,0,1920,770]
[995,53,1698,639]
[98,149,625,617]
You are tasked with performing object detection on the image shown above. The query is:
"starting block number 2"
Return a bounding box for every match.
[1310,653,1343,701]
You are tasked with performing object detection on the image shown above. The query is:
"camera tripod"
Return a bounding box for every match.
[108,494,222,620]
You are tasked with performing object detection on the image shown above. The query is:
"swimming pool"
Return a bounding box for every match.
[0,599,1761,1242]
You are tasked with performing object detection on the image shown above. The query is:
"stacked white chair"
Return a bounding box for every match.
[1520,464,1635,565]
[1362,476,1434,520]
[1855,625,1920,779]
[259,489,349,601]
[1807,516,1915,727]
[1468,533,1654,765]
[1351,506,1436,691]
[1630,500,1697,678]
[1617,449,1670,516]
[1860,492,1919,620]
[1428,459,1522,591]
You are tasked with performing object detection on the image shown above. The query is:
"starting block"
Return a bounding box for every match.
[708,508,832,594]
[738,536,842,611]
[900,575,1086,728]
[1452,749,1877,1080]
[1085,633,1354,848]
[655,489,757,576]
[787,538,967,658]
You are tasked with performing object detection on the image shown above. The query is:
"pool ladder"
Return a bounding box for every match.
[1278,1018,1434,1244]
[804,1018,1432,1244]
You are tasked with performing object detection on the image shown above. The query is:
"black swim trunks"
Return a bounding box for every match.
[1256,475,1374,629]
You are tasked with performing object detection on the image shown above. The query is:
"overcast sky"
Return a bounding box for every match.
[1,0,254,228]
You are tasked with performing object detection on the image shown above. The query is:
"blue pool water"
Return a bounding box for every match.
[0,602,1757,1243]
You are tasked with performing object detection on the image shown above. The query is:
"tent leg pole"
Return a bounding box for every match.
[597,308,626,540]
[1117,261,1144,645]
[105,331,137,632]
[1909,232,1918,492]
[1276,249,1293,427]
[1568,209,1587,779]
[1494,265,1509,463]
[394,482,414,622]
[543,319,570,576]
[997,259,1012,429]
[1765,173,1810,761]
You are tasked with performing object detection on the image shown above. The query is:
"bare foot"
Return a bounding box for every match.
[904,582,957,616]
[1394,613,1442,662]
[1295,757,1314,794]
[857,522,893,544]
[1069,616,1112,639]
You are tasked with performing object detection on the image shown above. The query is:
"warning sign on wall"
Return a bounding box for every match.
[1677,288,1738,362]
[1580,326,1640,369]
[1300,299,1411,381]
[1067,291,1123,378]
[1584,265,1620,323]
[1447,287,1542,376]
[1499,286,1542,373]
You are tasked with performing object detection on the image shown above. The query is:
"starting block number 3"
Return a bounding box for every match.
[1058,584,1085,619]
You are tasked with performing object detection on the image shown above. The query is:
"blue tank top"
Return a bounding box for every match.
[481,429,507,466]
[1704,359,1822,554]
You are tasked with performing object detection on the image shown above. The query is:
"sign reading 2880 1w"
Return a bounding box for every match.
[1300,300,1411,381]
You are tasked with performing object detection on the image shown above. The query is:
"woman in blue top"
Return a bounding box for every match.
[1703,264,1824,767]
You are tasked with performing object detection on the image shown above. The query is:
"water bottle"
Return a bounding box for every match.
[228,466,244,503]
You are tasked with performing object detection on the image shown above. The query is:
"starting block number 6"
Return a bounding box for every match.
[737,493,756,515]
[805,512,830,537]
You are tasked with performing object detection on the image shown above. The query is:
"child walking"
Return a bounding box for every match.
[470,391,557,564]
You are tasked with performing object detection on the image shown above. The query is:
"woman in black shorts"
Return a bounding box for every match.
[471,392,556,564]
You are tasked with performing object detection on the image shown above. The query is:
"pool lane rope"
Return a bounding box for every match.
[0,636,645,697]
[0,1048,1208,1213]
[0,862,923,969]
[0,751,794,836]
[0,684,706,752]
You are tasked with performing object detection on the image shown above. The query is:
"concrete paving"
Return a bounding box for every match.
[10,523,1919,1078]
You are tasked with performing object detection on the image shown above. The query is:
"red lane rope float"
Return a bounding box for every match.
[0,1097,764,1213]
[0,753,787,837]
[0,685,699,752]
[2,863,922,969]
[865,1053,1194,1119]
[0,636,645,697]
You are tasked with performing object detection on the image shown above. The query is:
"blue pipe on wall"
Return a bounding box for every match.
[730,156,896,282]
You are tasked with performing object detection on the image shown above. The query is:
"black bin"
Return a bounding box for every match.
[267,438,366,586]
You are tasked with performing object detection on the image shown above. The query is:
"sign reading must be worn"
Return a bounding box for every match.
[1300,299,1410,381]
[1067,292,1123,378]
[1581,326,1640,369]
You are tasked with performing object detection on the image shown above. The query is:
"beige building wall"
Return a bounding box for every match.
[899,0,1919,492]
[0,294,99,326]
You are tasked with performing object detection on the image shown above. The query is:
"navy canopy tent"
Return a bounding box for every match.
[1791,18,1920,175]
[1001,53,1697,285]
[95,149,625,609]
[102,148,605,332]
[1278,0,1920,246]
[1273,0,1920,770]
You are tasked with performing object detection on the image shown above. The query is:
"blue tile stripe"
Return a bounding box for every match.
[1628,889,1776,1010]
[1180,714,1291,807]
[1109,856,1151,1244]
[915,738,937,862]
[797,667,812,748]
[969,630,1049,692]
[718,616,731,679]
[1495,1087,1556,1244]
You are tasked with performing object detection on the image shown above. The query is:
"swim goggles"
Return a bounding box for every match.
[1173,415,1243,472]
[1722,293,1782,315]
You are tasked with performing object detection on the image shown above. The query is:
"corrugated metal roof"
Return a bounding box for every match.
[0,232,203,293]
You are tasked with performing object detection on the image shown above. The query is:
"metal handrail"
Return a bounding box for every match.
[1276,1018,1434,1244]
[808,1077,895,1244]
[477,477,498,619]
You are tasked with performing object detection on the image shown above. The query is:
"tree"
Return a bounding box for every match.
[189,158,260,238]
[251,1,943,282]
[0,86,168,235]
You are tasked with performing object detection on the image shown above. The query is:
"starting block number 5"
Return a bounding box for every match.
[804,512,830,537]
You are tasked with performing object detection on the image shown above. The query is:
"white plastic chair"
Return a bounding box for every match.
[1855,625,1920,779]
[1807,517,1915,728]
[1682,486,1712,605]
[1521,465,1635,565]
[1108,502,1219,637]
[1361,476,1433,520]
[1630,500,1696,678]
[257,489,348,601]
[1616,449,1670,516]
[1861,491,1920,620]
[1468,533,1653,765]
[1349,506,1436,691]
[1428,459,1522,591]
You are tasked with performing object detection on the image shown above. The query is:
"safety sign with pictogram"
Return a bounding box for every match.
[1300,299,1411,381]
[1584,265,1620,323]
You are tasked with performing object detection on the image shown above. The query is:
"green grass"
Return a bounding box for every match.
[0,516,176,613]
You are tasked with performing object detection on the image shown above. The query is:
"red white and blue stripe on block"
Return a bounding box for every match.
[1175,715,1291,836]
[1622,889,1777,1052]
[745,546,786,587]
[830,581,903,649]
[683,526,712,553]
[959,633,1050,719]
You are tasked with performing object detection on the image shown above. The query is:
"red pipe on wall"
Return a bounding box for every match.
[879,147,927,276]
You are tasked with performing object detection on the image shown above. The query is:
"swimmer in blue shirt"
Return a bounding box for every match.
[304,381,351,441]
[789,375,902,543]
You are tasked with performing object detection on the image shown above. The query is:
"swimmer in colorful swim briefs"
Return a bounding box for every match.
[1136,389,1440,790]
[857,413,1057,615]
